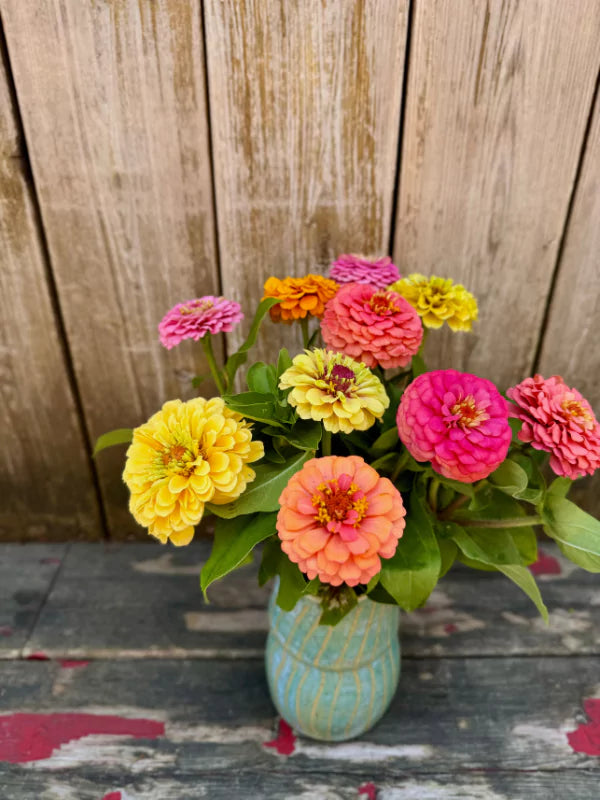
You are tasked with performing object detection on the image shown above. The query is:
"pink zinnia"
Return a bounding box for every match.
[277,456,405,587]
[158,297,243,349]
[329,254,401,289]
[397,370,511,483]
[507,375,600,479]
[321,283,422,370]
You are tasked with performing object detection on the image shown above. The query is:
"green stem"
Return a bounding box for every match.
[428,478,440,512]
[300,316,310,349]
[390,449,410,482]
[439,493,470,519]
[456,515,542,529]
[201,336,226,395]
[321,428,332,457]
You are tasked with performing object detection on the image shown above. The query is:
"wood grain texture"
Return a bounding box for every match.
[538,88,600,516]
[393,0,600,389]
[0,41,99,540]
[204,0,408,363]
[0,0,220,536]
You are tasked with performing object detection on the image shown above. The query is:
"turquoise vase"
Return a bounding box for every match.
[265,581,400,741]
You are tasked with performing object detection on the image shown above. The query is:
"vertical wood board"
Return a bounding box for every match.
[204,0,409,363]
[538,86,600,515]
[1,0,220,535]
[0,34,99,540]
[394,0,600,388]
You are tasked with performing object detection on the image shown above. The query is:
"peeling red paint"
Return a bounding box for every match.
[0,712,164,763]
[59,659,90,669]
[263,719,296,755]
[0,627,13,637]
[40,557,62,565]
[444,623,458,634]
[567,699,600,755]
[25,652,50,661]
[529,549,561,576]
[358,783,377,799]
[101,793,122,800]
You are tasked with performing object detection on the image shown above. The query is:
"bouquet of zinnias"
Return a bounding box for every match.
[97,255,600,625]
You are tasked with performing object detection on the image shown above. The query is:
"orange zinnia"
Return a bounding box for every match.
[262,274,338,323]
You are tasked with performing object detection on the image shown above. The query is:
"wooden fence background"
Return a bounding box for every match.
[1,0,599,541]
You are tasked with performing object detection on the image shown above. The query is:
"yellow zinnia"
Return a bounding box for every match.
[388,273,478,331]
[279,349,389,434]
[123,397,264,546]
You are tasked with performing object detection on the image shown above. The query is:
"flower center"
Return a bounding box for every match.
[449,395,489,429]
[179,299,215,315]
[562,398,593,429]
[368,291,400,316]
[311,477,369,535]
[161,444,195,475]
[324,364,356,397]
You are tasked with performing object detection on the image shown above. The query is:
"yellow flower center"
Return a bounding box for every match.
[450,396,489,429]
[311,479,369,528]
[160,443,196,475]
[562,398,593,428]
[180,300,214,315]
[369,291,401,315]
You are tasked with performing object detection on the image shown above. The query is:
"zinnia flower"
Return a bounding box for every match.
[277,455,405,586]
[388,274,478,331]
[329,254,401,289]
[507,375,600,479]
[321,283,422,369]
[159,297,243,349]
[397,370,511,482]
[262,275,338,323]
[123,397,264,545]
[279,349,389,434]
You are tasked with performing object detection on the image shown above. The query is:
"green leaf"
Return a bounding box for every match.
[276,348,293,379]
[366,582,398,604]
[319,586,358,626]
[508,417,523,442]
[276,557,309,612]
[191,374,209,388]
[206,449,311,518]
[436,475,475,498]
[556,542,600,573]
[93,428,133,457]
[437,537,458,578]
[368,427,399,457]
[542,495,600,569]
[547,476,572,499]
[246,362,277,394]
[495,564,548,622]
[490,455,544,504]
[379,492,441,611]
[370,452,398,472]
[411,353,427,378]
[264,419,322,451]
[222,391,287,427]
[224,296,280,387]
[200,512,277,598]
[258,537,281,586]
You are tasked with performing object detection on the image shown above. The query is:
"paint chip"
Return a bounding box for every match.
[529,549,561,576]
[59,660,90,669]
[358,783,377,799]
[102,793,122,800]
[263,719,296,755]
[567,699,600,755]
[26,652,50,661]
[0,627,13,637]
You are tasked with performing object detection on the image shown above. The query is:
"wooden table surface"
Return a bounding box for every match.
[0,541,598,799]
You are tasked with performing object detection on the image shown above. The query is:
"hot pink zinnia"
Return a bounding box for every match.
[507,375,600,479]
[321,283,422,370]
[397,370,511,483]
[158,297,243,349]
[329,254,401,289]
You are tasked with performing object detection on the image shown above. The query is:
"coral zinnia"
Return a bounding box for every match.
[507,375,600,479]
[329,254,401,289]
[279,349,389,434]
[277,456,405,586]
[321,283,422,369]
[388,274,478,331]
[158,297,243,349]
[262,274,338,323]
[397,370,511,482]
[123,397,264,545]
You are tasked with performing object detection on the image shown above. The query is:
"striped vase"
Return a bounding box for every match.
[265,581,400,741]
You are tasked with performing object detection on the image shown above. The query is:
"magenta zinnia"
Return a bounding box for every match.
[397,370,511,482]
[159,297,243,349]
[507,375,600,479]
[329,254,401,289]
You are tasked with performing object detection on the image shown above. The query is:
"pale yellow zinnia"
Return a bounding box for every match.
[279,349,389,434]
[123,397,263,546]
[388,273,478,331]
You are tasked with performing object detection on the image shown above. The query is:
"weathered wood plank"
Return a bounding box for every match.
[538,87,600,517]
[0,657,598,791]
[393,0,600,389]
[21,542,600,660]
[0,544,68,657]
[0,0,220,536]
[204,0,408,362]
[0,34,99,540]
